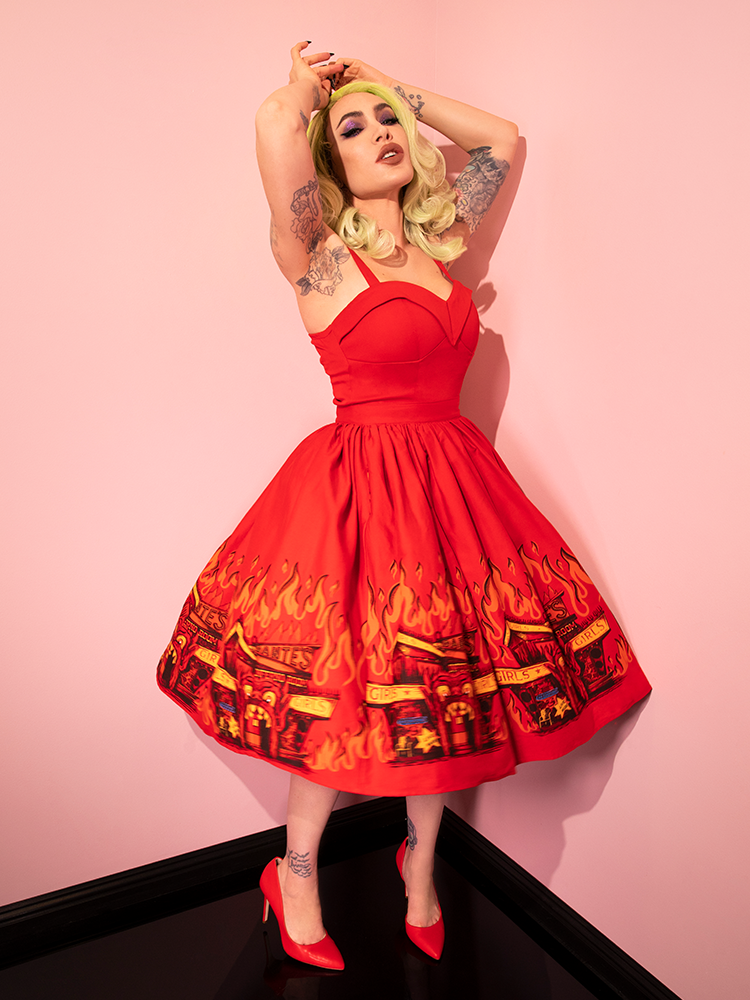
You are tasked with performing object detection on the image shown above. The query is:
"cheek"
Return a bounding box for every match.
[327,140,348,182]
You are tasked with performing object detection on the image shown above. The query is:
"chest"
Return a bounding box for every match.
[298,248,453,335]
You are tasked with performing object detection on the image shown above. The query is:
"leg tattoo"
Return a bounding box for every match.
[286,849,314,877]
[407,816,418,851]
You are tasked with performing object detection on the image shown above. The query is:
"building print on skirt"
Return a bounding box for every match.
[158,541,636,791]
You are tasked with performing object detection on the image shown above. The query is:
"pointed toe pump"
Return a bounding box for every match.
[396,839,445,961]
[260,858,345,971]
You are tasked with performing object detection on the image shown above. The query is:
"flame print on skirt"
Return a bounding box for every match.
[157,542,637,780]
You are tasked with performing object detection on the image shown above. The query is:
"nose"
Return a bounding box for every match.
[374,122,392,142]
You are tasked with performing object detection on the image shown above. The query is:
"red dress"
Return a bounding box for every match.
[157,252,651,795]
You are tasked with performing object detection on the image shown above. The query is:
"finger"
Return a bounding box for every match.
[290,41,311,59]
[303,50,335,66]
[318,64,344,95]
[324,60,348,90]
[318,61,345,78]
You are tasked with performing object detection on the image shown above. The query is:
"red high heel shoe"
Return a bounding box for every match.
[259,858,345,971]
[395,839,445,960]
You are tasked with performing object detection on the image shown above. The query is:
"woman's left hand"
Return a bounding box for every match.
[330,57,393,92]
[289,42,344,109]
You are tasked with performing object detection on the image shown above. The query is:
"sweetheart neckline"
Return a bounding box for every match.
[308,278,460,340]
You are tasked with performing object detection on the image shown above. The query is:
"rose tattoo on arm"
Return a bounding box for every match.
[454,146,510,235]
[296,237,351,297]
[289,178,350,296]
[290,178,323,252]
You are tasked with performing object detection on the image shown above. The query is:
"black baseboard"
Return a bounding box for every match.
[0,801,679,1000]
[0,798,403,971]
[437,810,681,1000]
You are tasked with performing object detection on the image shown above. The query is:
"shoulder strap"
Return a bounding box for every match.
[349,249,380,287]
[435,260,453,282]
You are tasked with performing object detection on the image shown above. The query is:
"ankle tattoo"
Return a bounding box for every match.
[407,817,418,851]
[286,849,314,877]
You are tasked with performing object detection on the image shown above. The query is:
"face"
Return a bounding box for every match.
[326,92,414,202]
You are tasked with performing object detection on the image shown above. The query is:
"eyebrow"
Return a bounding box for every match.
[335,103,393,130]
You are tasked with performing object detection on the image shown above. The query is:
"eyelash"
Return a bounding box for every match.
[341,115,400,139]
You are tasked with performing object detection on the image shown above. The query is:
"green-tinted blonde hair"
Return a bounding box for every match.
[308,82,465,262]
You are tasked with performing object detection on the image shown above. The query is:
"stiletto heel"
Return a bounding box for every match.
[395,838,445,961]
[259,857,345,971]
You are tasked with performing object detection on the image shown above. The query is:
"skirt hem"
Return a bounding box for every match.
[157,672,651,797]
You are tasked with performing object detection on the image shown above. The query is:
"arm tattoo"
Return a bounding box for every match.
[269,213,282,261]
[407,816,418,851]
[286,849,314,878]
[290,179,323,253]
[454,146,510,235]
[394,85,425,120]
[299,110,310,130]
[297,242,350,296]
[312,84,322,110]
[289,178,350,296]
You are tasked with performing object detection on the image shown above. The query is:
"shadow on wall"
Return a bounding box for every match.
[188,719,368,826]
[447,137,528,442]
[449,698,649,884]
[438,138,653,883]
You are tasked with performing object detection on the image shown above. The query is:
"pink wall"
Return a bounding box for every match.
[0,0,434,897]
[436,3,750,999]
[2,3,748,999]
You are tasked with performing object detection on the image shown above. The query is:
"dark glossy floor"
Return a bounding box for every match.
[0,848,599,999]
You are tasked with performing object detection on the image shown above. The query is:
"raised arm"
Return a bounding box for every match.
[333,60,519,246]
[255,43,343,286]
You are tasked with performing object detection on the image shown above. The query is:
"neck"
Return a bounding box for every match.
[351,194,408,252]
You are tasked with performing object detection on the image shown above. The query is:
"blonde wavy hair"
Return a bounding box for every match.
[308,82,465,262]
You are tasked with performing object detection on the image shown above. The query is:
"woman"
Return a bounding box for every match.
[157,43,651,970]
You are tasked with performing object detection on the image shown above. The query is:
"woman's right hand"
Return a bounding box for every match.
[288,41,342,111]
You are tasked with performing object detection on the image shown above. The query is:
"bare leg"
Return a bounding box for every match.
[402,793,445,927]
[277,774,339,945]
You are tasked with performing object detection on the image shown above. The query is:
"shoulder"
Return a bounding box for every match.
[295,234,353,298]
[293,234,371,333]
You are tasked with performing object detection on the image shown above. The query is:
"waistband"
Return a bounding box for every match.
[335,398,461,425]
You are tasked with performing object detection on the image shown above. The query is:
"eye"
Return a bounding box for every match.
[381,115,399,126]
[341,123,363,139]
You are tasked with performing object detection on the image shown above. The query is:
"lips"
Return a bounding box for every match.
[377,142,404,164]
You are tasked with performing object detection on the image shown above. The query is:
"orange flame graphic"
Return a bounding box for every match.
[519,545,592,618]
[198,541,248,597]
[195,687,215,729]
[307,713,391,772]
[612,636,633,678]
[481,558,542,620]
[360,562,476,679]
[225,562,357,687]
[503,691,534,734]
